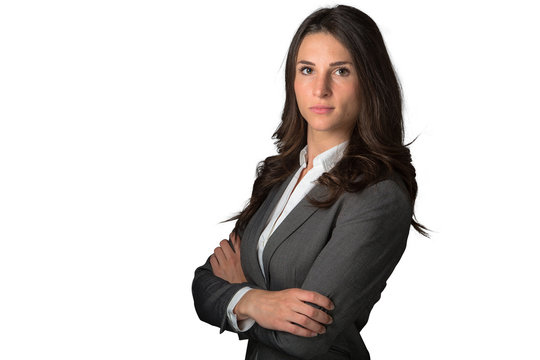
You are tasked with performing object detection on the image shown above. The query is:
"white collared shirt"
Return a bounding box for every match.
[226,140,349,332]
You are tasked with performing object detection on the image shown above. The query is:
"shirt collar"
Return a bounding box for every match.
[299,140,349,172]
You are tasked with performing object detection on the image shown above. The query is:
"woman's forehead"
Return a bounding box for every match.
[297,33,352,63]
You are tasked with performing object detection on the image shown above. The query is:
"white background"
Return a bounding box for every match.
[1,0,539,359]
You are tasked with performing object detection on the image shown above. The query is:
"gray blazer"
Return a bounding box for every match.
[192,171,412,359]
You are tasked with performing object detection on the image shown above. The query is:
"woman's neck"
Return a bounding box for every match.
[304,129,350,171]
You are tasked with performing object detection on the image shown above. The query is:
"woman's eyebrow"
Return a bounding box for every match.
[297,60,352,66]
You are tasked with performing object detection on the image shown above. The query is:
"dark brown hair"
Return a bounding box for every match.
[225,5,429,237]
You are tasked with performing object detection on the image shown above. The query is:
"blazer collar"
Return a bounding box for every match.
[242,173,293,288]
[261,182,327,285]
[243,171,328,288]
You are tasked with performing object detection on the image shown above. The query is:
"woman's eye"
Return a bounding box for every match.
[336,68,350,76]
[299,66,312,75]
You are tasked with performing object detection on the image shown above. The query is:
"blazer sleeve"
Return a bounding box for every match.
[243,178,413,359]
[192,231,259,334]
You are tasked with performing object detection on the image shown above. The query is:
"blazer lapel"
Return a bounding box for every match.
[242,172,294,288]
[262,182,328,284]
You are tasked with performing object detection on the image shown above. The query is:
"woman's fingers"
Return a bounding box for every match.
[296,302,333,325]
[294,289,335,311]
[219,239,235,259]
[289,311,326,335]
[209,254,220,273]
[282,321,318,337]
[210,235,247,284]
[213,245,226,264]
[229,231,241,252]
[215,238,237,262]
[290,289,334,327]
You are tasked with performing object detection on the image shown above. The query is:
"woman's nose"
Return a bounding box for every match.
[313,74,331,97]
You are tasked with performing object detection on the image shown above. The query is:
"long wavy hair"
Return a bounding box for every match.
[225,5,429,237]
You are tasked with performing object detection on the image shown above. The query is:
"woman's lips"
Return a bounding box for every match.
[310,106,334,114]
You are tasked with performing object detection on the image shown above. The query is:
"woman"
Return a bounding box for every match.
[192,5,428,359]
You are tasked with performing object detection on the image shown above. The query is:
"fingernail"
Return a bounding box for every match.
[320,327,326,334]
[311,332,318,337]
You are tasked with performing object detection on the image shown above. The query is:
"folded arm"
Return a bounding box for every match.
[192,253,254,333]
[193,231,333,336]
[240,179,413,358]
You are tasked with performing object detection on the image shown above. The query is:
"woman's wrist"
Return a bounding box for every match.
[234,288,262,321]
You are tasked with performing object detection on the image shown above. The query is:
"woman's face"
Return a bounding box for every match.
[294,32,360,140]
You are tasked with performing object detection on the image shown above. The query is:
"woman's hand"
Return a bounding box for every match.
[234,288,334,337]
[210,232,334,337]
[210,231,247,284]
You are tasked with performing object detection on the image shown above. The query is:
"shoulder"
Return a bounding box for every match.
[338,173,413,225]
